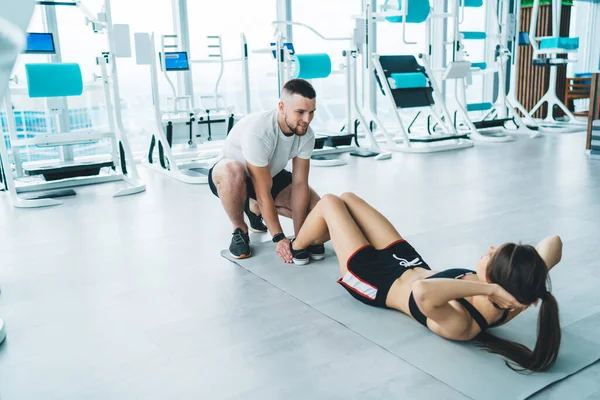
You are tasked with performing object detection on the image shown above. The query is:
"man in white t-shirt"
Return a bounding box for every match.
[208,79,324,263]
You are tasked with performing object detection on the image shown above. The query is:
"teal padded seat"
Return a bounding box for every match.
[389,72,428,89]
[539,37,579,50]
[466,102,493,112]
[461,31,487,40]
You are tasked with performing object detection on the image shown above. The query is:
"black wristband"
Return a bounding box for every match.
[272,233,286,243]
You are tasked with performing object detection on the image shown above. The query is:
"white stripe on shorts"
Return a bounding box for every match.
[340,270,378,300]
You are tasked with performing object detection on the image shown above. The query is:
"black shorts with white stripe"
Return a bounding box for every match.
[337,240,431,308]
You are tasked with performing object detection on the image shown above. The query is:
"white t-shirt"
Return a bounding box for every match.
[219,109,315,177]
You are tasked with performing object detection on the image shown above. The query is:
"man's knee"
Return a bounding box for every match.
[215,161,246,185]
[308,188,321,210]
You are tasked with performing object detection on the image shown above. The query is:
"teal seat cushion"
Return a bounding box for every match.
[461,31,487,40]
[467,102,493,112]
[389,72,428,89]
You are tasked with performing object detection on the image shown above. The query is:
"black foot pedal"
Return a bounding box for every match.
[23,189,77,200]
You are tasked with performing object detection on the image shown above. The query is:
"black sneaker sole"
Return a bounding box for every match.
[244,215,268,233]
[309,253,325,261]
[248,225,268,234]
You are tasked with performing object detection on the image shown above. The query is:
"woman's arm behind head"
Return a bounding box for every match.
[536,235,563,272]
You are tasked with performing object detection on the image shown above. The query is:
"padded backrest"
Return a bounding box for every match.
[379,55,423,76]
[26,63,83,98]
[376,55,434,108]
[384,0,430,23]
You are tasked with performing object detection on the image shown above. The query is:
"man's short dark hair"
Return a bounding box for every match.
[282,79,316,99]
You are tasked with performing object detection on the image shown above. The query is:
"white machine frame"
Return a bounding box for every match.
[502,0,542,137]
[190,34,251,114]
[362,2,474,153]
[441,0,527,142]
[138,32,252,184]
[527,0,586,131]
[0,0,145,208]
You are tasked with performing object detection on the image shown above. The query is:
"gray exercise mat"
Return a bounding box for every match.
[221,242,600,400]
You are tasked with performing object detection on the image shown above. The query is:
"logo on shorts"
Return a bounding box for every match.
[393,255,423,268]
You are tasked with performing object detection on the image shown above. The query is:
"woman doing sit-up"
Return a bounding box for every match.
[288,192,563,373]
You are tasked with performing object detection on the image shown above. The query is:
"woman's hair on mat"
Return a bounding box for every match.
[476,243,561,373]
[282,78,316,99]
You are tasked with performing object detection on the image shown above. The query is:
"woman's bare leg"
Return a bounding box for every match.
[339,192,403,249]
[273,185,321,224]
[293,194,369,275]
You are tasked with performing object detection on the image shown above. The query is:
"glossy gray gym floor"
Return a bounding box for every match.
[0,132,599,399]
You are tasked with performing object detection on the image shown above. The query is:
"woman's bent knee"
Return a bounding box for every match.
[320,193,345,208]
[320,193,339,202]
[339,192,358,201]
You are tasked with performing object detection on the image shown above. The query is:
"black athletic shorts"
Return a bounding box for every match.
[208,163,293,202]
[337,239,431,308]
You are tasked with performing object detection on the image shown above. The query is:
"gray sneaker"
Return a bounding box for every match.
[229,228,251,259]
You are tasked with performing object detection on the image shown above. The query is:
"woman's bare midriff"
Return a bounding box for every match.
[384,267,439,315]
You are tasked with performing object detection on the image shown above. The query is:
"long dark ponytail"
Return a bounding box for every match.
[476,243,561,373]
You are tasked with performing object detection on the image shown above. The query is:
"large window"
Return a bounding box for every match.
[187,0,277,115]
[5,0,511,158]
[11,7,45,80]
[109,0,175,152]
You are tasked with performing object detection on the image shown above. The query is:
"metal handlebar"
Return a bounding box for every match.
[272,20,352,42]
[401,0,417,45]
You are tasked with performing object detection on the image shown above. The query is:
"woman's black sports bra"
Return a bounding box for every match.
[408,268,509,332]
